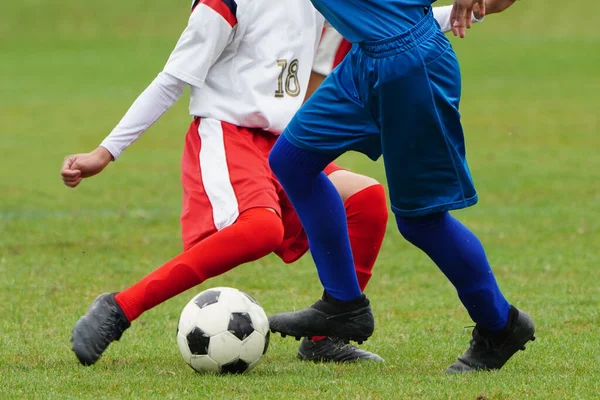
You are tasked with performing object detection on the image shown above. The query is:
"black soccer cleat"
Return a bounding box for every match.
[298,337,385,363]
[71,292,131,366]
[445,306,535,373]
[268,292,374,343]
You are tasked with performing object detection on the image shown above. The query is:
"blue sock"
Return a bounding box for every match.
[396,212,510,331]
[269,135,362,301]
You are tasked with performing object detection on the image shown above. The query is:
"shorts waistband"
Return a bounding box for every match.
[359,7,437,58]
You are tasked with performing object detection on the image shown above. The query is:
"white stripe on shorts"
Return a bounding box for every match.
[197,118,240,231]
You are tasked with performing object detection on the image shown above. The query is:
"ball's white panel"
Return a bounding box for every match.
[239,330,265,364]
[238,290,262,307]
[178,302,203,335]
[208,287,238,296]
[208,331,242,365]
[177,331,193,364]
[218,288,249,313]
[247,303,269,336]
[189,355,221,373]
[195,304,230,336]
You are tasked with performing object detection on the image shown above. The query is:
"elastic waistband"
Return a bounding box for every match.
[359,7,437,58]
[192,116,273,136]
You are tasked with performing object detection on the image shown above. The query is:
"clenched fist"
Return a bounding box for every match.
[61,147,113,188]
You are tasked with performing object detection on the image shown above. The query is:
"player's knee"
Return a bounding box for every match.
[239,208,285,258]
[268,137,294,180]
[365,184,388,224]
[329,170,381,202]
[352,183,388,225]
[269,135,333,183]
[260,212,285,254]
[268,144,284,176]
[395,211,447,244]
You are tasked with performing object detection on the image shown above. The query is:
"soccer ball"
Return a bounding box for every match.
[176,287,270,374]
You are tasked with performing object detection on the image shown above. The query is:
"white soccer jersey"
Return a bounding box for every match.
[165,0,324,133]
[100,0,324,159]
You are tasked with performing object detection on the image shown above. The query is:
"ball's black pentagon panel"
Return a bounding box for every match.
[242,291,260,305]
[262,330,270,355]
[193,290,221,309]
[221,358,249,374]
[228,312,254,341]
[186,327,210,355]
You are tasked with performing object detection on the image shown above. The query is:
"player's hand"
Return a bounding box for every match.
[61,147,113,188]
[451,0,485,38]
[478,0,517,16]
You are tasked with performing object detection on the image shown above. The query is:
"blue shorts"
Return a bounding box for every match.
[283,8,478,217]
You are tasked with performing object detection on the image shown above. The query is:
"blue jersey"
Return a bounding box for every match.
[312,0,436,43]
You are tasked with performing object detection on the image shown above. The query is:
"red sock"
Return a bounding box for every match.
[347,184,388,291]
[312,184,388,341]
[115,208,284,322]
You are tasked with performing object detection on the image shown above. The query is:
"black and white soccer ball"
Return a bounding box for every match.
[177,287,270,374]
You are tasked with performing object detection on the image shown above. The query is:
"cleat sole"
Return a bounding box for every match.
[270,327,369,344]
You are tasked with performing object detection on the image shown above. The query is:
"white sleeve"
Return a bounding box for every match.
[433,5,484,34]
[163,3,236,88]
[99,2,237,160]
[99,72,185,160]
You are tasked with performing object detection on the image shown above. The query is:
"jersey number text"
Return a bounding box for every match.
[275,59,300,98]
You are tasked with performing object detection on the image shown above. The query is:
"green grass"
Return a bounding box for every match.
[1,0,599,398]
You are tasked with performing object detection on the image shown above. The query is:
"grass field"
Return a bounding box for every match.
[1,0,599,398]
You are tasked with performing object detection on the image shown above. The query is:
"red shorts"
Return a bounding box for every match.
[180,118,343,263]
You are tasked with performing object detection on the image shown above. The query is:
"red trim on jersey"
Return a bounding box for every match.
[193,0,237,27]
[333,38,352,69]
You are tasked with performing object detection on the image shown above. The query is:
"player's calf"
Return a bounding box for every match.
[71,293,130,366]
